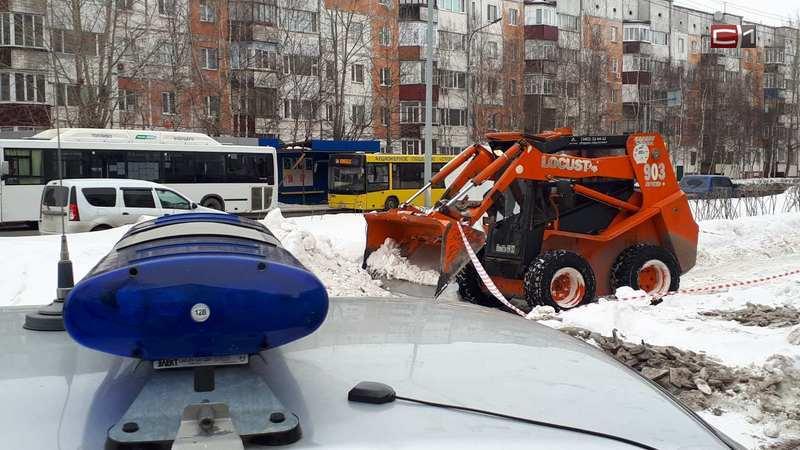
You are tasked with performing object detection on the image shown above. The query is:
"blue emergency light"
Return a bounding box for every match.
[64,213,328,360]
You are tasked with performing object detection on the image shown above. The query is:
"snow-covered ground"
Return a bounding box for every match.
[2,201,799,448]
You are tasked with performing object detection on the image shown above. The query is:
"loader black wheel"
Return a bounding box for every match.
[610,244,680,296]
[524,251,596,311]
[455,251,498,307]
[384,196,399,210]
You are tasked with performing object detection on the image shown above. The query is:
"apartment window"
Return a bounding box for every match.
[8,73,46,103]
[283,9,317,33]
[325,61,335,81]
[611,59,618,76]
[351,64,364,83]
[205,95,220,117]
[532,7,556,26]
[201,48,219,70]
[510,79,517,95]
[283,99,315,120]
[678,37,685,53]
[0,13,44,48]
[162,92,176,114]
[508,8,518,26]
[487,41,498,58]
[652,31,668,46]
[610,87,617,102]
[118,90,138,111]
[200,0,216,22]
[439,70,466,89]
[525,41,556,60]
[765,48,785,64]
[439,31,466,51]
[487,4,498,23]
[325,104,333,121]
[487,77,498,96]
[558,13,577,31]
[610,26,617,42]
[378,0,391,7]
[440,0,465,13]
[252,1,278,23]
[691,40,698,52]
[380,67,391,86]
[254,48,278,70]
[439,108,466,126]
[158,0,176,15]
[379,26,391,47]
[351,104,366,125]
[401,102,422,123]
[524,75,555,95]
[381,107,390,126]
[55,83,79,106]
[623,25,650,42]
[401,140,420,155]
[283,55,318,76]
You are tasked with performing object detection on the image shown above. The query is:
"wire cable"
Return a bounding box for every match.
[394,395,659,450]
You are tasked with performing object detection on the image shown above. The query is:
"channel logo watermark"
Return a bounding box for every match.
[710,24,756,49]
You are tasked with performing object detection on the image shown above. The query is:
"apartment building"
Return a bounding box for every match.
[0,0,797,175]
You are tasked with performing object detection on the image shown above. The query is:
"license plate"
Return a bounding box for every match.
[153,354,249,370]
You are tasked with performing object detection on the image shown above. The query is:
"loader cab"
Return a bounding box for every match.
[482,135,636,284]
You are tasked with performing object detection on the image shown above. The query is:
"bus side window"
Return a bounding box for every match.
[392,163,423,190]
[432,163,446,189]
[366,163,389,192]
[3,149,43,185]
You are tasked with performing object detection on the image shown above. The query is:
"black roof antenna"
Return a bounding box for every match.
[24,32,74,331]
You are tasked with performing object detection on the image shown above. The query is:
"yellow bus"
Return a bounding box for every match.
[328,153,454,210]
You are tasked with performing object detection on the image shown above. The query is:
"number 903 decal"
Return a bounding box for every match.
[643,162,666,187]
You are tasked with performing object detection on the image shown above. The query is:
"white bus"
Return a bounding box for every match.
[0,128,277,225]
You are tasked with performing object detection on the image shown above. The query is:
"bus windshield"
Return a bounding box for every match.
[330,165,365,194]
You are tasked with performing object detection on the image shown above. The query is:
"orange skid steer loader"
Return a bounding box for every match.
[363,129,699,310]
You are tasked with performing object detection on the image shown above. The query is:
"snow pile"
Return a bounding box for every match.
[262,210,389,297]
[365,238,439,286]
[0,226,129,306]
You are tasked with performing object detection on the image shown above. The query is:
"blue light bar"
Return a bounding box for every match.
[64,214,328,360]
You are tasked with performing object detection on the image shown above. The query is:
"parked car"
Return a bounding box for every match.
[679,175,736,198]
[38,179,222,234]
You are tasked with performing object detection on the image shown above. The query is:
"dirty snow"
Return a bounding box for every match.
[365,238,439,286]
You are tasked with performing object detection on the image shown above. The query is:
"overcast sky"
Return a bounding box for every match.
[673,0,800,27]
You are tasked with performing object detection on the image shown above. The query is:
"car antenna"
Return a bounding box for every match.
[23,54,74,331]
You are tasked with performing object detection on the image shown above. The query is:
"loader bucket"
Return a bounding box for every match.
[363,209,486,296]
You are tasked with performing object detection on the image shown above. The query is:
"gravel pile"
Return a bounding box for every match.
[560,326,800,432]
[699,303,800,328]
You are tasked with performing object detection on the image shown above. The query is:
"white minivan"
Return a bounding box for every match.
[38,179,222,234]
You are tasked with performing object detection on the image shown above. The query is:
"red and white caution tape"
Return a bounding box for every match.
[457,223,530,318]
[614,267,800,302]
[457,224,800,318]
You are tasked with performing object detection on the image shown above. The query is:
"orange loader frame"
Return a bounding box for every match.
[364,128,699,305]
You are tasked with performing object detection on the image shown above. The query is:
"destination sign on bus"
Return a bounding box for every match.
[334,157,361,166]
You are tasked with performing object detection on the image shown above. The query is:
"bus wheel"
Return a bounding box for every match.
[91,224,112,232]
[384,196,399,210]
[201,197,224,211]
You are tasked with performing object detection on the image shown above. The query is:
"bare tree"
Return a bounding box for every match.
[49,0,158,127]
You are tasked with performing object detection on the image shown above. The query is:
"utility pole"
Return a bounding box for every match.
[424,0,434,207]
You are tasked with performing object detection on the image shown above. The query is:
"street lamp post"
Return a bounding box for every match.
[465,17,502,140]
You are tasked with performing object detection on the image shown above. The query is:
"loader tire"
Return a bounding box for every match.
[524,251,596,311]
[456,252,498,308]
[610,244,680,296]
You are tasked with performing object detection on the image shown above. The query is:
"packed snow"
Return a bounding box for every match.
[2,197,800,448]
[365,238,439,286]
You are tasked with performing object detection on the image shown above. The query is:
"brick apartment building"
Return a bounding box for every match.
[0,0,797,176]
